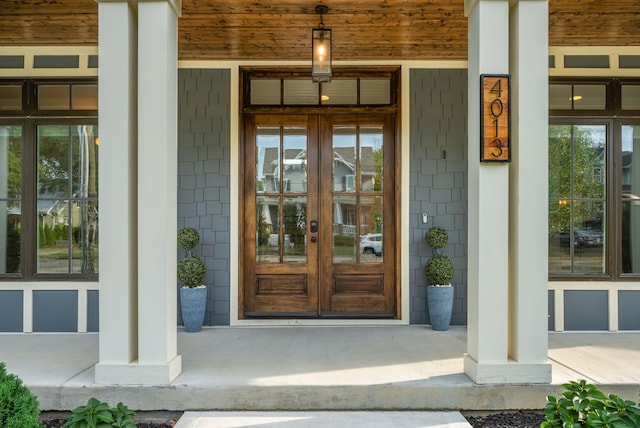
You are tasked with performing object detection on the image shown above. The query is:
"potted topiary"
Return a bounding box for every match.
[177,227,208,332]
[424,226,455,331]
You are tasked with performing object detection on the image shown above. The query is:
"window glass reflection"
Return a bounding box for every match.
[0,126,21,274]
[622,125,640,274]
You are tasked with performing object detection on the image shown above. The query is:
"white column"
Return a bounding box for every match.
[508,0,552,381]
[136,0,181,382]
[464,0,512,383]
[95,0,182,385]
[464,0,551,383]
[95,0,139,383]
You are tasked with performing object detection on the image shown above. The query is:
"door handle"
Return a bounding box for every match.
[310,220,318,233]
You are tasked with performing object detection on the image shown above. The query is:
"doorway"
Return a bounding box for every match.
[239,68,400,319]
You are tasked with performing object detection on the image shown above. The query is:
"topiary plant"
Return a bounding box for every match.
[177,255,207,287]
[0,362,43,428]
[177,227,200,253]
[424,254,455,285]
[425,226,448,251]
[177,227,207,288]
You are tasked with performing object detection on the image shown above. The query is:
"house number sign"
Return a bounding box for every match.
[480,74,511,162]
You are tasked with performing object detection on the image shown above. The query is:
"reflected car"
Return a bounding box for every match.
[574,229,603,247]
[359,233,382,256]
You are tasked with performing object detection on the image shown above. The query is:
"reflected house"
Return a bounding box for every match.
[258,145,380,240]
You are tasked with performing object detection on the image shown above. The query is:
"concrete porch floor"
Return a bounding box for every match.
[1,326,640,412]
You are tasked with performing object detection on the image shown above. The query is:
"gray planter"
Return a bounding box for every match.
[427,285,454,331]
[180,286,207,333]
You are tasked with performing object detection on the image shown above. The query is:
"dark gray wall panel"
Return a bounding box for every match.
[0,56,25,68]
[87,290,99,332]
[33,290,78,332]
[619,291,640,330]
[563,55,609,69]
[33,55,79,69]
[564,290,608,331]
[177,69,231,326]
[409,69,468,325]
[0,291,23,332]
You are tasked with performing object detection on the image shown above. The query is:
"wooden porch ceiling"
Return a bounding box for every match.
[0,0,639,61]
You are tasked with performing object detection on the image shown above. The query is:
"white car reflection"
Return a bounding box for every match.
[359,233,382,256]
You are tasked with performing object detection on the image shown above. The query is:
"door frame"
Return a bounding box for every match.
[232,65,409,325]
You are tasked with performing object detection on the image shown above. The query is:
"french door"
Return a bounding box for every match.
[241,113,398,318]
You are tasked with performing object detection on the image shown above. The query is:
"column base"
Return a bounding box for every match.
[95,354,182,385]
[464,354,551,384]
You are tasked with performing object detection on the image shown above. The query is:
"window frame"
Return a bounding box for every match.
[550,77,640,281]
[0,78,98,282]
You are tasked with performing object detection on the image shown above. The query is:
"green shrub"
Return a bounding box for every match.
[177,227,200,252]
[0,362,43,428]
[423,254,454,285]
[425,226,448,250]
[177,255,207,287]
[542,379,640,427]
[62,398,136,428]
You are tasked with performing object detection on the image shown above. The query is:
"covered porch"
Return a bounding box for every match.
[2,326,640,411]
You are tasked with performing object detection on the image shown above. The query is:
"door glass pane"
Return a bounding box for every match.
[549,84,572,109]
[332,126,356,192]
[257,195,280,263]
[573,201,605,274]
[549,201,571,275]
[621,85,640,110]
[549,125,572,199]
[573,125,605,199]
[283,197,306,263]
[333,195,356,263]
[37,124,99,274]
[360,79,390,105]
[622,125,640,274]
[38,85,70,110]
[283,127,307,193]
[0,86,22,111]
[549,124,606,275]
[251,80,281,105]
[322,80,357,105]
[573,85,606,110]
[360,126,383,192]
[256,127,280,193]
[360,196,383,263]
[283,80,318,105]
[71,85,98,110]
[0,126,21,274]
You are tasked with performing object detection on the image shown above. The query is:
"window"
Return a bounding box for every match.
[0,79,98,280]
[549,78,640,280]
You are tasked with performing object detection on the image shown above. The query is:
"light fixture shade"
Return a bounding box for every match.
[312,28,332,82]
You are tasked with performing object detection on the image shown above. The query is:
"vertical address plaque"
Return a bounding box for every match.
[480,74,511,162]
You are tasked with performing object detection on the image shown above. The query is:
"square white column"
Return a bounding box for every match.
[464,0,551,384]
[136,0,181,382]
[464,0,512,383]
[96,0,182,385]
[507,0,551,380]
[95,0,139,383]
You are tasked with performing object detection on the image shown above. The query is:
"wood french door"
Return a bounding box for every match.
[241,113,398,318]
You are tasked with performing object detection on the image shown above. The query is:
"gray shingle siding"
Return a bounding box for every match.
[409,69,468,325]
[178,69,231,326]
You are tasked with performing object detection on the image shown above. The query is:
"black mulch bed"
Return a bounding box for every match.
[43,410,545,427]
[41,411,181,428]
[464,411,545,427]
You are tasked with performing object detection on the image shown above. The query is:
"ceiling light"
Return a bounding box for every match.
[312,5,332,83]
